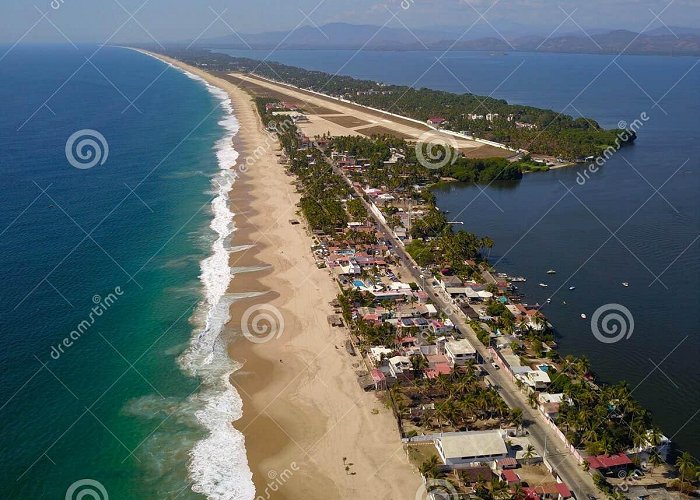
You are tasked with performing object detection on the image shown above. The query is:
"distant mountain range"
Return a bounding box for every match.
[201,22,700,56]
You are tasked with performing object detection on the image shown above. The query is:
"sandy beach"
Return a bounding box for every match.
[144,52,420,499]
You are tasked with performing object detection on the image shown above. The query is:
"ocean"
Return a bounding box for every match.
[0,45,252,498]
[219,48,700,457]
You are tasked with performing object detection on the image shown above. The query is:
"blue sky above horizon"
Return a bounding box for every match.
[1,0,699,45]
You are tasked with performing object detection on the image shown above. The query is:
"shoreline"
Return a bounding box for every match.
[139,50,421,499]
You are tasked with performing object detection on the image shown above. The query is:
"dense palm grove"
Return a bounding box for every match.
[559,380,659,456]
[169,49,635,160]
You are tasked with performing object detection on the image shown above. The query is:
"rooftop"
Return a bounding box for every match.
[445,338,476,355]
[587,453,632,469]
[437,430,507,460]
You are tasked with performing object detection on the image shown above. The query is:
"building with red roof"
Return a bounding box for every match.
[501,469,520,484]
[586,453,632,471]
[427,116,447,126]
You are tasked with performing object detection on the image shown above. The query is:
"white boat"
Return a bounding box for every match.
[622,282,629,287]
[539,283,548,288]
[581,313,587,319]
[547,269,556,274]
[546,298,552,303]
[569,286,576,290]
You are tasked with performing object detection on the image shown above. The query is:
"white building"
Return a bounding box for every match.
[435,430,508,466]
[369,346,393,366]
[387,355,412,379]
[444,338,477,366]
[518,370,551,390]
[340,260,361,276]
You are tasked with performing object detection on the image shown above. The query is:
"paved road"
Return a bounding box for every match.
[333,163,599,499]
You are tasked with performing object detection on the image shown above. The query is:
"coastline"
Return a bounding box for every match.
[139,50,421,499]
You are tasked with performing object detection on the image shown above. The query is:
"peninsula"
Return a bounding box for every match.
[138,47,696,500]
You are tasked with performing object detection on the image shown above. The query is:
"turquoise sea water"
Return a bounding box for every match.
[0,46,251,498]
[221,49,700,457]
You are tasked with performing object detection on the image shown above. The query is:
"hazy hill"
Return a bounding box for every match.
[202,22,700,56]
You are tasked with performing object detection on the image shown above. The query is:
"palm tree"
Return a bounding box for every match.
[575,356,590,377]
[524,444,536,461]
[419,455,443,479]
[675,451,697,485]
[511,483,526,500]
[410,354,428,376]
[490,478,510,500]
[527,392,538,409]
[648,449,663,469]
[511,408,524,434]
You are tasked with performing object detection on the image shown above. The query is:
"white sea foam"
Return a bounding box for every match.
[154,58,256,500]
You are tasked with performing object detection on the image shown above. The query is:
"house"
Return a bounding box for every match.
[524,483,573,500]
[586,453,632,473]
[339,259,361,276]
[387,355,413,381]
[444,338,477,366]
[501,469,520,484]
[496,457,518,470]
[427,116,446,126]
[369,346,393,366]
[429,319,455,335]
[628,430,671,461]
[518,369,551,390]
[369,369,386,390]
[435,430,508,467]
[440,275,463,292]
[424,354,453,379]
[538,393,564,421]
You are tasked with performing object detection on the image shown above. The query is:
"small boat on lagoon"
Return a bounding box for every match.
[539,283,548,288]
[547,269,556,274]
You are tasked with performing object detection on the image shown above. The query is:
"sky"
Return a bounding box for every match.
[1,0,699,45]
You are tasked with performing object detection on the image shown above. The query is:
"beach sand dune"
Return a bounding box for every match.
[148,53,420,500]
